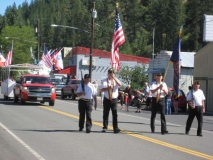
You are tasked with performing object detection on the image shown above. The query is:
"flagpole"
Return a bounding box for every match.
[163,61,170,82]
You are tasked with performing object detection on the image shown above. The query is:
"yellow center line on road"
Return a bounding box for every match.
[39,106,213,160]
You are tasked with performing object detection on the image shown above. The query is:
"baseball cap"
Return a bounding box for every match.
[108,68,114,73]
[156,73,162,76]
[84,74,90,79]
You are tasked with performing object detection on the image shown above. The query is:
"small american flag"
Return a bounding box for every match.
[5,46,13,66]
[111,8,125,71]
[42,46,52,68]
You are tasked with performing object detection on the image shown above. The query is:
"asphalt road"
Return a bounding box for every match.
[0,96,213,160]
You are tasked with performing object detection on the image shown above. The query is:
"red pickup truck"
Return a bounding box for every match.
[61,79,81,100]
[13,74,56,106]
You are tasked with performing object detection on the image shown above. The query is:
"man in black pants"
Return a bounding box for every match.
[100,68,122,133]
[76,74,97,133]
[186,81,205,137]
[150,73,168,134]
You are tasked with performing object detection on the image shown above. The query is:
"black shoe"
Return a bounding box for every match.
[86,129,91,133]
[185,131,189,134]
[197,133,203,137]
[151,130,155,133]
[114,129,121,133]
[161,130,169,135]
[135,111,138,113]
[79,128,83,131]
[102,128,107,132]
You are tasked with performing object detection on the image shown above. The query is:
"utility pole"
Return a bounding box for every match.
[89,1,97,81]
[35,19,40,61]
[152,28,155,69]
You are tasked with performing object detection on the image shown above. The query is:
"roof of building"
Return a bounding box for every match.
[72,46,150,64]
[165,51,195,68]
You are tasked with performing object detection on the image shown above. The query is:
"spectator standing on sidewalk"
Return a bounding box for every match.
[144,82,152,109]
[165,87,172,115]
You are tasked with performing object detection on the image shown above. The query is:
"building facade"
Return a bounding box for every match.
[194,42,213,112]
[55,46,150,87]
[146,50,195,94]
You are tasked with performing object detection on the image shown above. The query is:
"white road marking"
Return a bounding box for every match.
[56,99,213,133]
[0,122,45,160]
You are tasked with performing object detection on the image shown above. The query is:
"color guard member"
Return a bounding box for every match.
[100,68,122,133]
[76,74,97,133]
[185,81,205,137]
[150,73,169,134]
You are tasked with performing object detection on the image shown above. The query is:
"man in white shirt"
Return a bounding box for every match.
[185,81,205,137]
[100,68,122,133]
[76,74,97,133]
[144,82,152,109]
[5,75,14,83]
[150,73,168,135]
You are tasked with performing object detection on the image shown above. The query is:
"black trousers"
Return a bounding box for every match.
[150,97,167,132]
[103,97,119,130]
[186,106,203,134]
[78,99,93,130]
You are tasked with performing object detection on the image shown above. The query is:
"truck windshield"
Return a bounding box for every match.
[23,77,50,84]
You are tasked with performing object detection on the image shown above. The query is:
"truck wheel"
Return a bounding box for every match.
[61,90,65,99]
[20,98,25,105]
[14,95,18,103]
[49,101,55,106]
[4,95,8,100]
[181,106,187,112]
[71,91,76,100]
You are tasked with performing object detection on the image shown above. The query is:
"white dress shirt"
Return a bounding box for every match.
[76,82,97,99]
[187,89,205,106]
[101,78,119,99]
[150,81,168,98]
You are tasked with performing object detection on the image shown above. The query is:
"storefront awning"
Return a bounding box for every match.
[53,66,76,75]
[142,69,165,74]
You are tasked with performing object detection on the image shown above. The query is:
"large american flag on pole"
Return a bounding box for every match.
[5,46,13,66]
[42,45,52,68]
[111,8,125,71]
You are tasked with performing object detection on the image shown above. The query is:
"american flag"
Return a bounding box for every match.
[5,46,13,66]
[111,8,125,71]
[42,46,52,68]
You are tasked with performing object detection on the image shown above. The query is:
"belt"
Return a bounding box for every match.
[80,98,92,102]
[152,97,165,99]
[104,97,117,100]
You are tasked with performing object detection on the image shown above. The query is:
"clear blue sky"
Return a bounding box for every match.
[0,0,31,16]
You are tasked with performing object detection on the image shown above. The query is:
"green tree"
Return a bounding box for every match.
[184,0,213,51]
[0,26,37,64]
[116,64,148,89]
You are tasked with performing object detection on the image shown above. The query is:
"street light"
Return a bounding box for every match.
[5,37,37,44]
[51,24,90,33]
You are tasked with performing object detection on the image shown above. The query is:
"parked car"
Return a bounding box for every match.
[61,79,81,100]
[50,78,63,85]
[55,84,65,96]
[171,89,187,112]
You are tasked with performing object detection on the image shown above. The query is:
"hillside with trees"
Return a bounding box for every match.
[0,0,213,65]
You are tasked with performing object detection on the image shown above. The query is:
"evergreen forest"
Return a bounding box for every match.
[0,0,213,65]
